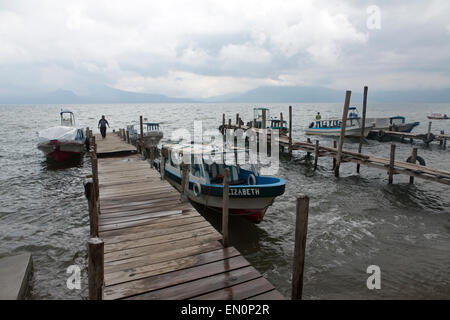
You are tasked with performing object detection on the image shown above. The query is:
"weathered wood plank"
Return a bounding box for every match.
[191,277,275,300]
[103,255,250,300]
[105,247,241,286]
[126,266,261,300]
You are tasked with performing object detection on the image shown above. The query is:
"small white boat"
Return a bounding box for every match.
[427,113,449,120]
[142,122,163,147]
[37,110,85,162]
[153,143,286,223]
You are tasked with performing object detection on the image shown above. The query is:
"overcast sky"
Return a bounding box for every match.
[1,0,450,98]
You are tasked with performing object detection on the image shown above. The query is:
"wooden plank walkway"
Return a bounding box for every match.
[225,125,450,185]
[95,133,284,300]
[95,133,137,157]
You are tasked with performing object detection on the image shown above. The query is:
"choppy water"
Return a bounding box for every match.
[0,102,449,299]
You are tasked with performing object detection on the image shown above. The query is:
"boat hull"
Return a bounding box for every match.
[162,166,283,223]
[305,126,372,137]
[38,141,84,162]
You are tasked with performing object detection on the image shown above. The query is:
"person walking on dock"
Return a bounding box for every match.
[98,115,110,139]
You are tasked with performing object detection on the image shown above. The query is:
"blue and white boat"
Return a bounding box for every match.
[305,107,374,137]
[154,143,285,223]
[306,107,419,136]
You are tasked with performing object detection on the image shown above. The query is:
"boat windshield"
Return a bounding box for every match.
[60,111,75,126]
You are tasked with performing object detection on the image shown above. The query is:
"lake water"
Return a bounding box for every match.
[0,102,449,299]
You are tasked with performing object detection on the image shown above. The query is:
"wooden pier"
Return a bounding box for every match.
[221,105,450,186]
[85,132,285,300]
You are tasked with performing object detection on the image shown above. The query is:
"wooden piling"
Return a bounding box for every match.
[333,140,337,169]
[160,154,166,180]
[228,118,232,129]
[140,115,144,141]
[126,130,130,144]
[409,148,417,184]
[222,114,225,134]
[222,168,230,247]
[88,237,104,300]
[427,121,432,142]
[306,138,312,158]
[313,140,319,171]
[84,179,98,237]
[292,194,309,300]
[90,150,99,200]
[334,91,352,177]
[357,86,368,173]
[262,109,267,130]
[181,162,189,195]
[280,112,284,135]
[236,113,239,125]
[388,144,396,184]
[289,106,293,159]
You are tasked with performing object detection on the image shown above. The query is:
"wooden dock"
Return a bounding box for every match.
[221,124,450,186]
[88,132,284,300]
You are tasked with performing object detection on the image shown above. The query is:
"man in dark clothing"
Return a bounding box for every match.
[98,115,110,138]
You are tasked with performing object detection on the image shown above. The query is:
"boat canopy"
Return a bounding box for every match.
[144,122,160,131]
[60,109,75,126]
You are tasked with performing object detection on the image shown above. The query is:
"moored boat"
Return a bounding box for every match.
[37,110,85,162]
[154,143,285,223]
[427,113,449,120]
[142,122,163,147]
[305,107,374,137]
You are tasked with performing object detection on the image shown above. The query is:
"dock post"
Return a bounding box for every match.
[306,138,312,159]
[292,194,309,300]
[140,116,144,152]
[332,140,337,169]
[388,144,396,184]
[313,140,319,171]
[228,118,232,129]
[92,136,97,154]
[126,130,130,144]
[409,148,418,184]
[160,154,166,180]
[84,179,98,237]
[334,90,352,178]
[280,112,284,136]
[262,109,267,130]
[439,131,444,147]
[222,168,230,247]
[289,106,293,160]
[357,86,368,173]
[236,113,239,125]
[427,122,432,143]
[88,237,104,300]
[90,150,99,201]
[222,114,225,134]
[181,162,189,195]
[443,132,447,150]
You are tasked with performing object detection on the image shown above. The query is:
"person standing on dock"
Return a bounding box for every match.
[98,115,110,139]
[315,112,321,120]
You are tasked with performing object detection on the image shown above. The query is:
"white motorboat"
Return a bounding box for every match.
[37,110,85,162]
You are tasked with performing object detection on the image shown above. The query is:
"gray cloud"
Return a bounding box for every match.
[1,0,450,98]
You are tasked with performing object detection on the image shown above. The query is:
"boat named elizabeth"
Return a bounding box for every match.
[154,143,285,223]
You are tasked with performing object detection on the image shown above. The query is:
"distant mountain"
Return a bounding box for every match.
[0,86,192,104]
[216,86,450,103]
[221,86,362,103]
[2,85,450,104]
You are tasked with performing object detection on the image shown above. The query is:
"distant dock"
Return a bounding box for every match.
[83,132,285,300]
